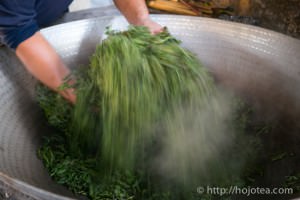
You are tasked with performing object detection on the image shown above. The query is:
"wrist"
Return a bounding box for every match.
[130,13,150,26]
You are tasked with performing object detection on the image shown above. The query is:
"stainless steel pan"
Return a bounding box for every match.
[0,15,299,199]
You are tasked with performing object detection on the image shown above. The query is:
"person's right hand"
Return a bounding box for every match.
[16,31,76,104]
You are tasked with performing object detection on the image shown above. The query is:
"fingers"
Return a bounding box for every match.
[138,18,163,34]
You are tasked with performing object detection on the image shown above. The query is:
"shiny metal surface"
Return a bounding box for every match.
[0,15,299,199]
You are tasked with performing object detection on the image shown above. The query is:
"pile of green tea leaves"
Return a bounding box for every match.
[37,26,260,199]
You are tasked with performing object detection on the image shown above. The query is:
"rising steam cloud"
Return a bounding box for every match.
[150,89,258,189]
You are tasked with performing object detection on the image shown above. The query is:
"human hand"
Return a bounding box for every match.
[60,88,76,104]
[135,18,163,34]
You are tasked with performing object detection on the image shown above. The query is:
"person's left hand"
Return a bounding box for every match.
[136,18,163,34]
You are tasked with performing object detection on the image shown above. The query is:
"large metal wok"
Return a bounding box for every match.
[0,15,299,199]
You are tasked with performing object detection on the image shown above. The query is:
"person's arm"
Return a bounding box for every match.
[16,31,76,104]
[113,0,162,34]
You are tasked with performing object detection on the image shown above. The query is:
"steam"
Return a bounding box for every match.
[150,89,255,188]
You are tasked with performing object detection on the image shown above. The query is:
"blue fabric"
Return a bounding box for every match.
[0,0,73,49]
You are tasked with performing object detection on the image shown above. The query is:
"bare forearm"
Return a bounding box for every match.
[113,0,162,34]
[113,0,149,25]
[16,32,76,103]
